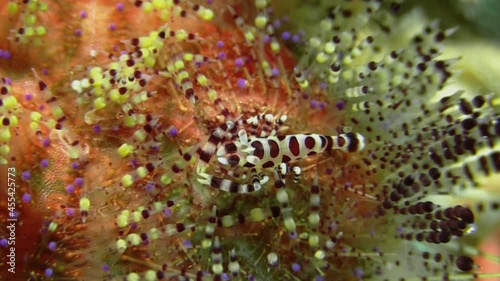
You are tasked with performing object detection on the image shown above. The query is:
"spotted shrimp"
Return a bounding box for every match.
[193,112,366,193]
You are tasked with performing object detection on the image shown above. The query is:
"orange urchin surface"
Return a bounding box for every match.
[0,0,499,281]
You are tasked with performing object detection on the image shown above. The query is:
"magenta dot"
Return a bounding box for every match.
[216,41,224,48]
[71,162,80,169]
[48,241,56,251]
[0,239,7,247]
[163,208,172,218]
[271,68,280,76]
[218,52,226,59]
[42,138,50,147]
[42,68,49,75]
[108,23,116,31]
[66,184,75,194]
[92,125,101,133]
[24,93,33,100]
[237,79,247,89]
[79,11,87,19]
[74,178,83,186]
[281,32,291,40]
[65,208,75,216]
[336,101,345,110]
[169,127,178,137]
[116,3,124,11]
[74,29,82,36]
[310,100,319,109]
[22,171,31,180]
[22,193,31,203]
[45,268,53,277]
[102,264,110,271]
[235,58,244,67]
[40,159,49,168]
[354,268,364,277]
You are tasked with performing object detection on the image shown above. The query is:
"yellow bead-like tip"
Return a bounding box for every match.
[127,233,141,246]
[0,129,12,142]
[255,0,268,9]
[9,116,18,126]
[48,222,58,233]
[0,145,10,155]
[35,26,46,36]
[3,96,18,110]
[136,167,147,178]
[116,239,127,253]
[121,174,133,187]
[250,208,265,221]
[208,89,218,101]
[30,111,43,122]
[201,8,214,21]
[196,74,208,86]
[316,52,329,64]
[254,15,268,29]
[142,2,153,13]
[89,67,103,80]
[7,2,19,14]
[221,215,234,227]
[284,217,296,232]
[152,0,167,9]
[314,250,325,260]
[118,143,134,158]
[133,129,147,142]
[79,197,91,211]
[116,214,129,228]
[245,31,255,42]
[94,97,106,110]
[175,30,187,41]
[201,239,212,249]
[270,41,281,53]
[144,270,157,281]
[174,60,185,70]
[149,228,160,240]
[123,116,136,127]
[183,53,194,61]
[160,174,171,185]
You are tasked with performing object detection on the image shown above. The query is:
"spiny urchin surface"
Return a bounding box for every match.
[0,1,499,281]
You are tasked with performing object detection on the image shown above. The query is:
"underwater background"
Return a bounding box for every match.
[0,0,499,280]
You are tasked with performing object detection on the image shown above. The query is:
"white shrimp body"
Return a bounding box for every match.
[216,132,365,171]
[192,113,366,193]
